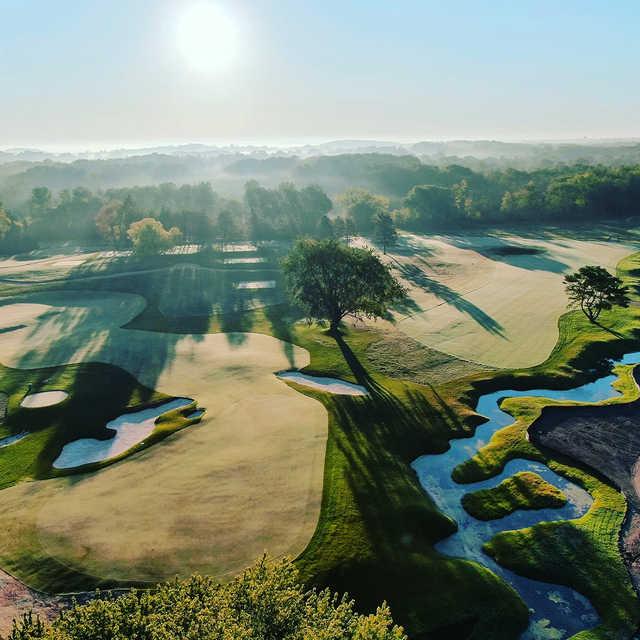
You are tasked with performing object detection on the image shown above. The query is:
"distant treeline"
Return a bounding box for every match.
[1,161,639,253]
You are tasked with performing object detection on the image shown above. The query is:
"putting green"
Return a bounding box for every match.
[362,232,634,368]
[0,291,327,586]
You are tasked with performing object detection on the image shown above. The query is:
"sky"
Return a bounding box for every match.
[1,0,639,150]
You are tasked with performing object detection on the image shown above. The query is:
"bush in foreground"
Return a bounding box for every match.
[6,557,406,640]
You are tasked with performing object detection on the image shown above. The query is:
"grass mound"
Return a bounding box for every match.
[461,471,567,520]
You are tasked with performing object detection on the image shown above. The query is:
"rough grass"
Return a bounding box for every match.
[461,471,567,520]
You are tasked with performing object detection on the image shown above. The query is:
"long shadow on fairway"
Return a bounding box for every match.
[397,264,506,337]
[301,334,527,636]
[442,234,568,273]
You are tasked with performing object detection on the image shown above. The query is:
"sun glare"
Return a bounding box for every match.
[176,2,240,74]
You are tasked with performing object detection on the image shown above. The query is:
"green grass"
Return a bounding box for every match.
[285,333,530,639]
[485,460,636,640]
[461,471,567,520]
[2,247,640,638]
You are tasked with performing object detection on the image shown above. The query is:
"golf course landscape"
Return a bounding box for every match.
[0,221,640,639]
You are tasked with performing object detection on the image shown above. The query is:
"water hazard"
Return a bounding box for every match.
[412,351,640,639]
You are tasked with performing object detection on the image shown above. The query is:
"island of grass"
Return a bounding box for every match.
[461,471,567,520]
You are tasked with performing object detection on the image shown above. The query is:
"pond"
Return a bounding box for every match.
[412,351,640,639]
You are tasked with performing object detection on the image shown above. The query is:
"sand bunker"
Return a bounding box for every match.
[223,257,266,264]
[277,371,368,396]
[20,391,68,409]
[236,280,276,289]
[223,243,257,253]
[53,398,195,469]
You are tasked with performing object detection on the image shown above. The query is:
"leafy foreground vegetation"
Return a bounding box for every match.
[461,471,566,521]
[442,252,640,638]
[5,557,406,640]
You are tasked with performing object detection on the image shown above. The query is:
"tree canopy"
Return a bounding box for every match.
[6,557,406,640]
[374,212,397,254]
[564,265,630,322]
[339,189,389,233]
[127,217,181,256]
[283,239,406,332]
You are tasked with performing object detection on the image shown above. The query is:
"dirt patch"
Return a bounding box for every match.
[0,569,68,634]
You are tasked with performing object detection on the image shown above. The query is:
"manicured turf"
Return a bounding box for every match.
[461,471,567,521]
[365,229,633,368]
[0,292,327,591]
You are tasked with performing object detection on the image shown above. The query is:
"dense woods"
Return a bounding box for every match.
[1,156,640,253]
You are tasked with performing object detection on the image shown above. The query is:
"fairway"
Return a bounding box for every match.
[0,291,327,586]
[368,231,634,368]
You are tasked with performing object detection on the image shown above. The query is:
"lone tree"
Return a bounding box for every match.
[375,212,398,254]
[127,217,181,256]
[564,265,630,322]
[283,239,406,333]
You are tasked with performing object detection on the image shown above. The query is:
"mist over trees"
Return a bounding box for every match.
[2,154,640,255]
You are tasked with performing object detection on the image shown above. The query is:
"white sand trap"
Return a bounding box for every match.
[20,391,68,409]
[54,398,194,469]
[236,280,276,289]
[224,257,266,264]
[0,432,29,448]
[277,371,368,396]
[223,243,257,253]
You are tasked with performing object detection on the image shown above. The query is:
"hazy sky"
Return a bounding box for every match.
[2,0,639,149]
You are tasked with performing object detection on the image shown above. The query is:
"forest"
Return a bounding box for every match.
[1,156,640,253]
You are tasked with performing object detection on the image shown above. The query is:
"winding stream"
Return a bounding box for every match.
[412,351,640,639]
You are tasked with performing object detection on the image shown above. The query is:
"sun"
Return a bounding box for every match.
[176,2,240,74]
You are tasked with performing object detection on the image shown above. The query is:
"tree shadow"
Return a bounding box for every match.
[441,234,568,273]
[593,320,625,339]
[397,264,506,337]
